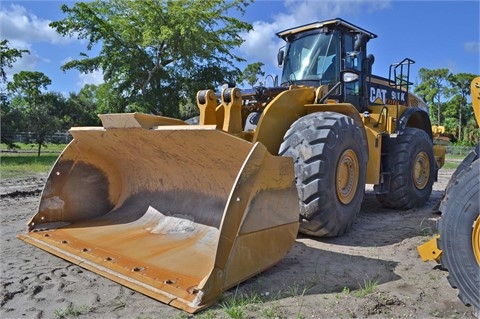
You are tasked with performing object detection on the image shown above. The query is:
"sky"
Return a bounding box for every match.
[1,0,479,95]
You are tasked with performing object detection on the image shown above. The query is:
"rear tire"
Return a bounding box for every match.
[375,127,435,209]
[279,112,367,237]
[437,159,480,311]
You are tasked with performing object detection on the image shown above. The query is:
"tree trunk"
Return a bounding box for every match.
[37,143,41,157]
[437,98,441,126]
[458,106,462,143]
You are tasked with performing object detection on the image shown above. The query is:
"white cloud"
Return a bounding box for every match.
[240,20,284,69]
[77,69,104,88]
[464,41,480,53]
[0,4,71,45]
[238,0,391,77]
[1,4,77,81]
[1,4,90,88]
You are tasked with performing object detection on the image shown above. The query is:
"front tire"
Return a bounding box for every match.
[444,144,479,195]
[279,112,367,237]
[437,159,480,312]
[375,127,435,209]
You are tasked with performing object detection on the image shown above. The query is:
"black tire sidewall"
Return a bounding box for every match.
[280,112,367,237]
[376,127,435,209]
[438,159,480,309]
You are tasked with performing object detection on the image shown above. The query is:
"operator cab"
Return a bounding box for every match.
[277,18,377,110]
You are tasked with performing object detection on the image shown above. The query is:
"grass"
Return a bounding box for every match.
[54,305,89,318]
[353,279,378,298]
[441,161,461,170]
[195,309,216,319]
[220,286,265,319]
[1,143,65,178]
[1,142,67,152]
[0,153,59,178]
[219,273,320,319]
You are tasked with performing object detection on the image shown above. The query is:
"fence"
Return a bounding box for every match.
[3,132,73,145]
[445,146,476,157]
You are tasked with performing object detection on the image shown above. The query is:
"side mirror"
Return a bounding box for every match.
[354,33,369,51]
[277,49,285,67]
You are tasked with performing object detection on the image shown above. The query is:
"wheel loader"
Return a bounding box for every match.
[418,76,480,315]
[18,18,445,313]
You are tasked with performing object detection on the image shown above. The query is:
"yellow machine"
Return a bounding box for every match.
[418,77,480,313]
[19,19,444,312]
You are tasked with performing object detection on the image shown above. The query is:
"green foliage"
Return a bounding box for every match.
[415,68,478,145]
[50,0,254,117]
[5,71,63,156]
[53,305,89,318]
[462,116,480,146]
[414,68,449,126]
[195,309,216,319]
[0,154,59,178]
[239,62,265,87]
[1,41,30,148]
[7,71,52,100]
[65,84,101,127]
[0,39,30,83]
[220,286,264,319]
[1,93,24,148]
[1,143,67,151]
[179,100,199,120]
[353,279,378,298]
[445,73,477,143]
[0,145,63,178]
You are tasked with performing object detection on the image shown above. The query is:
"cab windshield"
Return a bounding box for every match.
[281,32,338,85]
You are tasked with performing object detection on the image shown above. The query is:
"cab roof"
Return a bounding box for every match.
[276,18,377,41]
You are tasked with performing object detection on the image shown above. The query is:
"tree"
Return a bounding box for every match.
[415,70,477,145]
[238,62,265,87]
[65,84,101,127]
[7,71,51,104]
[29,92,63,154]
[446,73,477,143]
[0,40,30,147]
[0,93,24,148]
[50,0,253,117]
[0,39,30,83]
[414,68,449,126]
[7,71,60,156]
[94,81,129,114]
[462,115,480,146]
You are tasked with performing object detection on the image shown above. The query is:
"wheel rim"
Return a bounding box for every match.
[412,151,430,190]
[336,149,359,205]
[473,214,480,266]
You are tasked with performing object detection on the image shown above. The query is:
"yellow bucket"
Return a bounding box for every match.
[18,113,299,313]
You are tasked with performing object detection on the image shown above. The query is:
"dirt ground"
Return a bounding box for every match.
[0,168,477,319]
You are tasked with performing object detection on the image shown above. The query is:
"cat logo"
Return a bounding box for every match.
[368,84,407,105]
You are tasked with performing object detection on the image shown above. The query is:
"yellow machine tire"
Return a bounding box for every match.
[437,158,480,311]
[279,112,367,237]
[375,127,435,209]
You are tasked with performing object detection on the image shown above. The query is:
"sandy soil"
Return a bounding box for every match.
[0,168,477,319]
